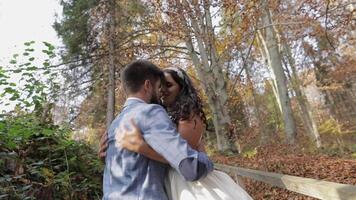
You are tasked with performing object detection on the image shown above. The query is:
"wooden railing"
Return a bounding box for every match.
[215,163,356,200]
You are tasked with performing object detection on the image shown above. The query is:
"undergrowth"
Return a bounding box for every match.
[0,114,103,199]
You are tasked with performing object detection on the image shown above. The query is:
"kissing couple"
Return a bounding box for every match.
[100,60,253,200]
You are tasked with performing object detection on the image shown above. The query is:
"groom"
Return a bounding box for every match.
[103,60,214,200]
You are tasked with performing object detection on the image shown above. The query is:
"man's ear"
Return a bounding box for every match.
[143,80,151,92]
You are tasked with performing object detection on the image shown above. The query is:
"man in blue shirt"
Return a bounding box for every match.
[103,60,214,200]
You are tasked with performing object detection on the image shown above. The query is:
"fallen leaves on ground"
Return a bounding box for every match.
[211,144,356,199]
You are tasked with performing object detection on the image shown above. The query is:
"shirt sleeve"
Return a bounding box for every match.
[140,104,213,181]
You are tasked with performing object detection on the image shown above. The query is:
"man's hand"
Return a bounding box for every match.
[98,131,108,162]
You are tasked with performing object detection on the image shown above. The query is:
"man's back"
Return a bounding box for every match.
[103,98,214,200]
[103,98,169,200]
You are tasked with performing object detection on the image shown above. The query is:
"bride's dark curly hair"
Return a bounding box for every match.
[163,67,207,127]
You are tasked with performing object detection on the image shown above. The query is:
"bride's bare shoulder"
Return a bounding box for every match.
[179,113,204,129]
[178,114,204,150]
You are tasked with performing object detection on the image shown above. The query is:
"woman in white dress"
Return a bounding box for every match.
[117,67,253,200]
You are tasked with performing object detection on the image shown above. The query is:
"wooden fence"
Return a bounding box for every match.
[215,163,356,200]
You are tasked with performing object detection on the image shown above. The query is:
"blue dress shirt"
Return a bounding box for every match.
[103,98,214,200]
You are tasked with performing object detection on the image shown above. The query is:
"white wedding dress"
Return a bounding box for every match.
[165,168,253,200]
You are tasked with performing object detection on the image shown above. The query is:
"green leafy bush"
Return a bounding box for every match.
[0,114,103,199]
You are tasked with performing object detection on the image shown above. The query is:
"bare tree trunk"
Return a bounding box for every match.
[106,0,116,128]
[258,6,297,144]
[257,31,282,112]
[282,43,322,148]
[185,38,236,152]
[182,0,237,152]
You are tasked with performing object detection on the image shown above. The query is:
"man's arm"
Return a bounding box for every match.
[115,124,168,163]
[140,105,213,181]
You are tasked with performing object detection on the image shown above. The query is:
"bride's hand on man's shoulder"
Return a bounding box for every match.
[115,119,146,153]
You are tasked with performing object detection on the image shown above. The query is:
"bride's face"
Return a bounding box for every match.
[160,72,181,107]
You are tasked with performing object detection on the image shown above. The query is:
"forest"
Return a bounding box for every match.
[0,0,355,199]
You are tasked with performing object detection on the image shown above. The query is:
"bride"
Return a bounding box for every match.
[114,67,253,200]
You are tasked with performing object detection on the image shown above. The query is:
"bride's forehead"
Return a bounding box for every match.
[164,72,178,81]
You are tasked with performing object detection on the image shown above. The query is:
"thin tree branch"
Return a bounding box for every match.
[228,27,257,98]
[325,0,336,50]
[66,72,103,89]
[257,21,307,30]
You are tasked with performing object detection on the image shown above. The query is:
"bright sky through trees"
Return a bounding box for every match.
[0,0,62,111]
[0,0,62,62]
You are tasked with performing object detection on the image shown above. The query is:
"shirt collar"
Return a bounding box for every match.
[123,97,146,108]
[127,97,146,102]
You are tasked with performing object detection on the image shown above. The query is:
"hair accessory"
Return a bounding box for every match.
[166,67,185,80]
[166,67,192,89]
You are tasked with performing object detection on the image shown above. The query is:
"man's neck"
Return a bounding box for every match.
[127,94,149,103]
